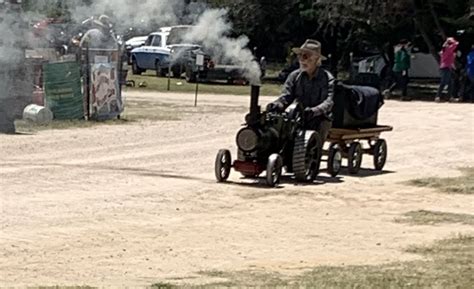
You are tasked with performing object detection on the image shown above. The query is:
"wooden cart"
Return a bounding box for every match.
[325,125,393,175]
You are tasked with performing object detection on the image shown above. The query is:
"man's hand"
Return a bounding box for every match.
[303,107,323,120]
[303,107,314,120]
[266,102,284,112]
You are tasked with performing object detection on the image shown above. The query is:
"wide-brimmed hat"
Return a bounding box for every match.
[292,39,327,60]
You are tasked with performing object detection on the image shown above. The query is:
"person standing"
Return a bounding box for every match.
[464,44,474,102]
[388,39,411,99]
[435,37,459,102]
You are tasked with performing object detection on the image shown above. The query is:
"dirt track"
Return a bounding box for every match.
[1,90,473,287]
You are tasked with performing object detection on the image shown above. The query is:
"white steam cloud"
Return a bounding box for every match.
[0,1,261,132]
[0,4,31,133]
[183,9,262,85]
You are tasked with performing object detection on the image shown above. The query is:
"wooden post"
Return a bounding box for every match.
[85,46,91,120]
[194,72,199,107]
[167,60,171,91]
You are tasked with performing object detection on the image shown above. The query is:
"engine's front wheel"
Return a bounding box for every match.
[266,154,283,187]
[215,149,232,182]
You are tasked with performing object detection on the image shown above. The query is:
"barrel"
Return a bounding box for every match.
[23,104,53,125]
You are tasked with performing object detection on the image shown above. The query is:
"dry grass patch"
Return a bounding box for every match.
[408,167,474,194]
[149,235,474,289]
[123,99,182,121]
[395,210,474,226]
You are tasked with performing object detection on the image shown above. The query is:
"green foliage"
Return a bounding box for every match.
[127,73,283,96]
[209,0,473,67]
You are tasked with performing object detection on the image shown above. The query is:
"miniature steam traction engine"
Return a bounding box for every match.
[214,86,342,187]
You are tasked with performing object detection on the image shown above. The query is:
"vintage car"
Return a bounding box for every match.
[183,48,247,83]
[130,25,199,77]
[124,36,147,64]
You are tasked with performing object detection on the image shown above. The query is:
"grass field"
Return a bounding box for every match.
[126,72,283,96]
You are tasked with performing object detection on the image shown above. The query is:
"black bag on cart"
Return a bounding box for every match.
[332,82,384,128]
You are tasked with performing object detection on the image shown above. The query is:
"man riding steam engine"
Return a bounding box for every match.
[215,40,341,187]
[266,39,335,143]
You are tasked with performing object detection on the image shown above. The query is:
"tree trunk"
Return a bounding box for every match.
[413,17,440,63]
[427,0,447,40]
[411,0,440,63]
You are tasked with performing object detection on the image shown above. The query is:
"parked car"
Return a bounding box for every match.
[124,36,147,64]
[130,25,199,77]
[183,48,246,83]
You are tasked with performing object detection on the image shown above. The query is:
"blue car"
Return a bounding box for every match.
[130,26,199,77]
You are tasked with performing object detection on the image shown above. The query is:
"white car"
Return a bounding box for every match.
[125,36,147,64]
[130,25,199,77]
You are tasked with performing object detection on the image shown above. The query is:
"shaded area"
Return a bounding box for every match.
[1,160,207,182]
[219,173,344,191]
[337,168,395,178]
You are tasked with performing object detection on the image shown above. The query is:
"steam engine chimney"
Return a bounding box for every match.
[247,85,261,125]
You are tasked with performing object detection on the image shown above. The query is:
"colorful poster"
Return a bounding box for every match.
[91,62,122,120]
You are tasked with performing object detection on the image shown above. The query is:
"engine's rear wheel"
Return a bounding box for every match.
[215,149,232,182]
[266,154,283,187]
[293,130,321,182]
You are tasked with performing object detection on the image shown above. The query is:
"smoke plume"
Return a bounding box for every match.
[183,9,262,85]
[0,4,31,133]
[0,0,262,132]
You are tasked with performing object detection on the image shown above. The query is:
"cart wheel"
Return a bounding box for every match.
[215,149,232,182]
[327,144,342,177]
[373,139,387,170]
[266,154,283,187]
[293,130,321,182]
[347,142,363,174]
